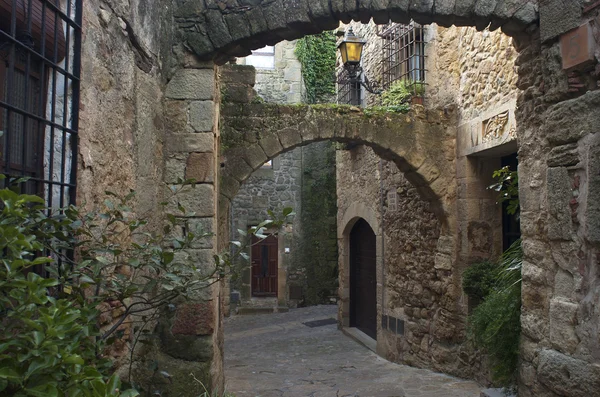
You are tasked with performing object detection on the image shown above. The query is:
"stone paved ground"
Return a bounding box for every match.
[224,305,482,397]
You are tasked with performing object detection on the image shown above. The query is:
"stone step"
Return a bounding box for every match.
[236,306,289,315]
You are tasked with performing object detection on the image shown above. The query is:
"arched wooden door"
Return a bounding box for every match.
[349,218,377,339]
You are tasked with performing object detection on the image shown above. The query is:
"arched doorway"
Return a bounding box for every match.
[349,218,377,340]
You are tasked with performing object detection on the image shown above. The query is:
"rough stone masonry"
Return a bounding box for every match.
[74,0,600,396]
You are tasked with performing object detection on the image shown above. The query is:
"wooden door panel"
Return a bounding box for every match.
[251,234,278,297]
[350,219,377,340]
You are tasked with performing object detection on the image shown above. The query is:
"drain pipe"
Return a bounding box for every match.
[379,159,386,314]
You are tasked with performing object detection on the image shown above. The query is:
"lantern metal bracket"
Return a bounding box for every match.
[337,64,383,95]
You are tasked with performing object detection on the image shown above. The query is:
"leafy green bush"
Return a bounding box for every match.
[380,80,424,107]
[0,180,138,396]
[462,261,498,301]
[465,239,522,387]
[0,176,291,396]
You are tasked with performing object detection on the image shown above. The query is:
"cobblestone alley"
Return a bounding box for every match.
[224,306,481,397]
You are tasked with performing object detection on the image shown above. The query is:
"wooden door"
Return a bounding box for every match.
[251,234,278,297]
[350,219,377,339]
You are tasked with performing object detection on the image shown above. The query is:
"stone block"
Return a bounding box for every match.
[165,100,189,134]
[222,150,254,182]
[409,0,434,21]
[167,133,215,154]
[549,298,579,354]
[547,167,573,241]
[245,6,269,36]
[166,69,215,100]
[434,253,452,270]
[278,127,302,150]
[206,9,233,49]
[242,143,269,170]
[388,0,411,24]
[453,0,476,22]
[189,101,215,132]
[307,0,338,29]
[262,0,287,32]
[258,133,284,158]
[220,64,256,86]
[165,154,187,183]
[284,0,314,30]
[224,12,251,42]
[132,349,212,394]
[547,143,580,167]
[186,152,215,183]
[539,0,582,43]
[416,160,441,184]
[538,349,600,397]
[520,312,548,342]
[586,135,600,243]
[223,84,256,103]
[172,302,215,336]
[173,217,215,249]
[168,183,215,217]
[183,31,215,62]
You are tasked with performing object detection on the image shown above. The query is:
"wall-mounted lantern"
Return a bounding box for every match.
[337,28,382,95]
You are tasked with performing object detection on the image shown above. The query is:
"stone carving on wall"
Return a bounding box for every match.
[482,110,509,143]
[457,101,518,157]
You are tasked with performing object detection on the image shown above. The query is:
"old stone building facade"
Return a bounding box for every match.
[228,42,338,311]
[333,20,521,382]
[3,1,600,396]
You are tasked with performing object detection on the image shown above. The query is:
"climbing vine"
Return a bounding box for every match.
[295,31,337,104]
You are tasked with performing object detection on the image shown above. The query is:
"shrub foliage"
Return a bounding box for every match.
[0,176,288,396]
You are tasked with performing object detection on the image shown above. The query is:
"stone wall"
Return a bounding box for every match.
[72,1,600,395]
[334,18,523,384]
[515,3,600,395]
[336,145,482,380]
[238,40,304,104]
[78,0,171,376]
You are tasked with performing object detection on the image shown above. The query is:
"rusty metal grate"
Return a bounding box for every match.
[380,21,426,94]
[0,0,82,209]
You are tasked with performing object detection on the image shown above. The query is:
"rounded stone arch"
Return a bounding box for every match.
[337,202,382,333]
[219,105,453,230]
[175,0,538,64]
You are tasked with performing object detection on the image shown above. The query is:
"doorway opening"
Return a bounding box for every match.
[349,218,378,340]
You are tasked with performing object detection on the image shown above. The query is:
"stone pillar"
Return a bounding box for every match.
[156,54,223,393]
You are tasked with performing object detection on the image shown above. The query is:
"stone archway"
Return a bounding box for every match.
[163,2,600,397]
[219,103,455,226]
[175,0,538,64]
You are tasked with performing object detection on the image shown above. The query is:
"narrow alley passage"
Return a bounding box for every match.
[224,306,481,397]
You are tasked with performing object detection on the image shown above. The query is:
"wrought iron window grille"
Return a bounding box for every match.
[0,0,82,210]
[379,21,427,96]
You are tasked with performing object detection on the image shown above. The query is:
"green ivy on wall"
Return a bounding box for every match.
[295,31,337,104]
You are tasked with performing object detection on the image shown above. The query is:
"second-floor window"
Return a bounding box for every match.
[245,45,275,69]
[380,22,426,89]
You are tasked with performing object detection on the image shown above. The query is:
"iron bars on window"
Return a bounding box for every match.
[380,21,426,93]
[0,0,82,210]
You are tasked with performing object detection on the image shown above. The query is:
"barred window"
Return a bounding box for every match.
[0,0,82,208]
[380,22,426,89]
